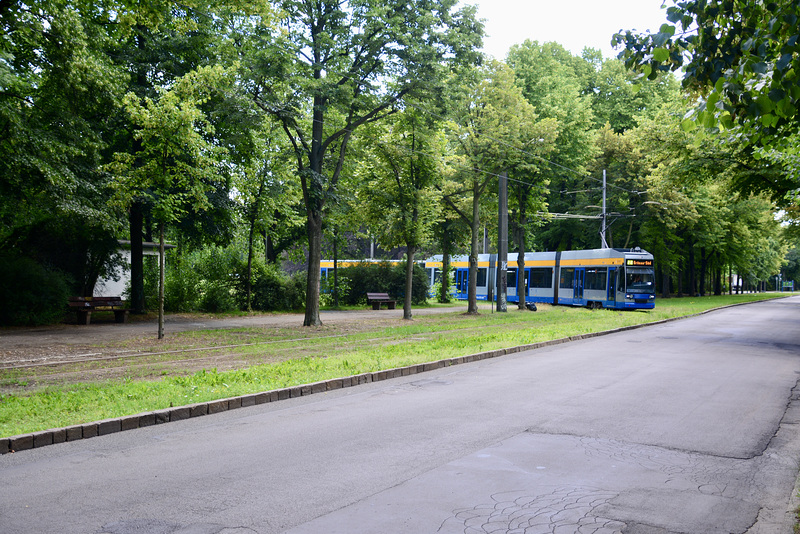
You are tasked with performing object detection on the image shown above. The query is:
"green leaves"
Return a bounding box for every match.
[108,66,235,224]
[615,0,800,208]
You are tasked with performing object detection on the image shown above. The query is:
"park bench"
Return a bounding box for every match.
[366,292,396,310]
[68,296,130,325]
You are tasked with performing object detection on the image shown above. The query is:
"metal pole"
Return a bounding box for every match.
[497,172,508,312]
[601,169,609,249]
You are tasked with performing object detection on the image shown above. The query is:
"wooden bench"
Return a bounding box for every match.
[366,292,396,310]
[68,296,130,325]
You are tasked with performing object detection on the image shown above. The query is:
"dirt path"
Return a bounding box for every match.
[0,305,476,367]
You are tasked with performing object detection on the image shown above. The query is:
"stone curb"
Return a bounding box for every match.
[0,298,781,455]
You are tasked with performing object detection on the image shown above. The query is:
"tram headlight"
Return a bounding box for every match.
[626,294,632,299]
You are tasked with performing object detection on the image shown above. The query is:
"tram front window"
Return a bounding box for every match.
[626,268,654,293]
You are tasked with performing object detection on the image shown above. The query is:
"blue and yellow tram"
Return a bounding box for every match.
[424,248,655,310]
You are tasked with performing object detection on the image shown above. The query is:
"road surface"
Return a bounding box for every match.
[1,297,800,533]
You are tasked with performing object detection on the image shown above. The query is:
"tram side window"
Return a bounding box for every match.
[560,268,575,289]
[530,268,553,288]
[477,267,488,287]
[432,268,442,285]
[585,268,607,291]
[507,268,517,288]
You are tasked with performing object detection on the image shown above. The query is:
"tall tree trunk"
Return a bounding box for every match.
[333,228,339,308]
[441,249,451,303]
[623,218,634,249]
[468,184,480,314]
[439,226,452,303]
[699,247,707,296]
[265,231,274,264]
[403,245,416,320]
[304,211,323,326]
[129,202,145,313]
[246,180,266,312]
[246,220,255,312]
[729,264,733,295]
[130,29,148,315]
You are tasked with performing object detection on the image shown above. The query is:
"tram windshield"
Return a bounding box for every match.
[625,267,655,293]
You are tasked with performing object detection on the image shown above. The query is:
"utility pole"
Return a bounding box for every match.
[601,169,609,249]
[497,172,508,312]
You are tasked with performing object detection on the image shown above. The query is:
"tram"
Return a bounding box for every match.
[424,248,655,310]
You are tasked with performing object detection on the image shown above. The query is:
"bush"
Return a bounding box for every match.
[199,282,238,313]
[244,262,306,312]
[0,254,72,326]
[194,246,240,313]
[163,258,201,312]
[139,242,313,314]
[337,261,429,306]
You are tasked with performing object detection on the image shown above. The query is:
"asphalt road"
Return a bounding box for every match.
[2,297,800,534]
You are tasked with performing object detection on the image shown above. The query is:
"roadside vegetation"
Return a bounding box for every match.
[0,293,787,437]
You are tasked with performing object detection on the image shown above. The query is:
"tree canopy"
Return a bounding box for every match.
[613,1,800,203]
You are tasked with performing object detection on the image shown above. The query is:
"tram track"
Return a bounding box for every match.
[0,322,488,372]
[0,332,357,371]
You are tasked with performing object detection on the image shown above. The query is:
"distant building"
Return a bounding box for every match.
[95,240,175,296]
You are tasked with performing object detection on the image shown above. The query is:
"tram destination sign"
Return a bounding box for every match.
[626,259,653,267]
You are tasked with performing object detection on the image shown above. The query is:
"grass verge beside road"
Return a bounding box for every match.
[0,293,788,438]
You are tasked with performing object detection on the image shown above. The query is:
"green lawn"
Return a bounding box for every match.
[0,293,789,437]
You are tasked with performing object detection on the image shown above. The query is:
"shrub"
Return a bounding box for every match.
[199,282,238,313]
[337,261,429,306]
[245,262,306,312]
[194,246,240,313]
[163,258,201,312]
[0,254,72,326]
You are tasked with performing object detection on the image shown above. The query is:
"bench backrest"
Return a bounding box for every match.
[69,296,125,307]
[366,292,392,300]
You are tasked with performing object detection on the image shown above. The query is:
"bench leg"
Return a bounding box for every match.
[387,302,396,310]
[372,302,381,310]
[75,310,91,325]
[114,310,129,324]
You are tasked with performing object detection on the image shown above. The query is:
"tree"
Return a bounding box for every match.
[508,119,557,309]
[104,0,262,314]
[506,41,599,252]
[0,0,127,295]
[444,60,548,313]
[244,0,483,326]
[590,58,680,133]
[356,108,445,319]
[630,100,787,297]
[613,1,800,199]
[107,66,233,338]
[231,123,301,310]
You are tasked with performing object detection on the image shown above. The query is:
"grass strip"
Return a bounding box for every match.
[0,293,788,437]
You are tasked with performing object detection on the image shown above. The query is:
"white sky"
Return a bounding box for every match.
[462,0,671,61]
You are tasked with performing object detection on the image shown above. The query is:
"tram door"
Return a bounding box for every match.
[455,269,469,299]
[574,268,585,301]
[608,267,617,304]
